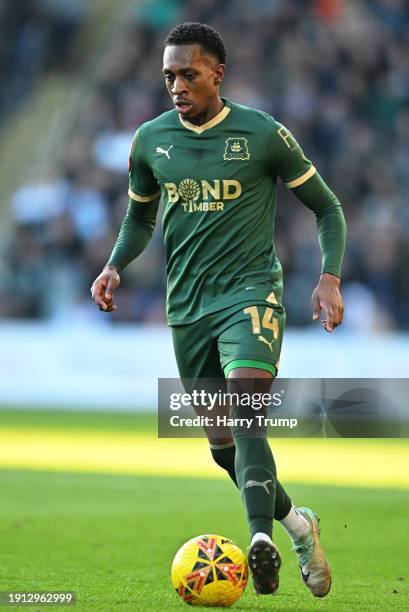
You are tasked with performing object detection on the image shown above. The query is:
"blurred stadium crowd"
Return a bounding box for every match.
[1,0,409,329]
[0,0,85,119]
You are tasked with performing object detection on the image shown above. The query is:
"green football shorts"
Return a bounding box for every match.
[171,301,286,380]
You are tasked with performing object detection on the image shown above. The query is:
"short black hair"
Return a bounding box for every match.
[164,22,226,64]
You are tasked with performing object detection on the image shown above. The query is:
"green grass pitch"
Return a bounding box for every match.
[0,411,408,610]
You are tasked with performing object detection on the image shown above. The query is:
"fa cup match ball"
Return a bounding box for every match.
[171,534,248,607]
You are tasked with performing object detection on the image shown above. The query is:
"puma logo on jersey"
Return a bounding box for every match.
[155,145,173,159]
[258,335,274,352]
[245,479,272,494]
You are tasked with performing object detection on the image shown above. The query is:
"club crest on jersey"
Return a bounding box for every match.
[223,137,250,161]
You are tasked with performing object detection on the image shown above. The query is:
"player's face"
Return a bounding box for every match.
[163,44,225,122]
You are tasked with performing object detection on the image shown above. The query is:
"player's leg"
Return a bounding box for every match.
[211,303,292,518]
[171,319,235,472]
[217,302,331,596]
[226,367,281,595]
[226,367,331,597]
[172,316,291,507]
[218,304,292,532]
[206,407,310,548]
[209,437,293,518]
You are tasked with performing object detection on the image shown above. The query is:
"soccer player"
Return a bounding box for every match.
[91,22,346,598]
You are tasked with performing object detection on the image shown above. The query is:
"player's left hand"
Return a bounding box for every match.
[311,273,344,333]
[90,265,120,312]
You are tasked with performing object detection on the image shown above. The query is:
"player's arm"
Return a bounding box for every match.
[270,122,346,332]
[91,130,160,312]
[292,172,346,332]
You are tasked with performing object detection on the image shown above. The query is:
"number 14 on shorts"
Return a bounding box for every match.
[244,306,280,352]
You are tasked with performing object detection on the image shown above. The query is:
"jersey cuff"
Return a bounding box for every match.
[286,165,316,189]
[128,188,160,202]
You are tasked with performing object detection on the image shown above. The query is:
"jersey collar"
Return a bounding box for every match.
[179,99,231,134]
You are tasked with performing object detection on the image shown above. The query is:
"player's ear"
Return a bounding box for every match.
[214,64,225,86]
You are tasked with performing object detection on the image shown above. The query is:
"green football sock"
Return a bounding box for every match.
[275,478,292,520]
[233,435,277,538]
[210,443,291,520]
[210,443,238,486]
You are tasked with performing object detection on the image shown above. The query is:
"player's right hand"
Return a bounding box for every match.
[90,265,120,312]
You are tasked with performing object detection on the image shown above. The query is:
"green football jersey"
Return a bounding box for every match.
[128,98,316,325]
